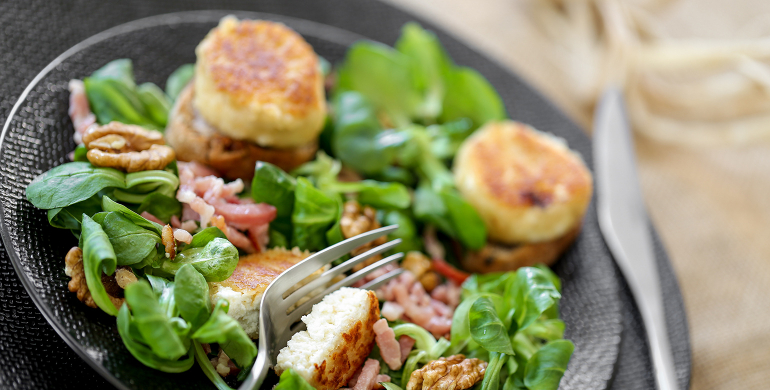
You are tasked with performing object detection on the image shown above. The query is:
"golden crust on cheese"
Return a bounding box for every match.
[193,16,326,148]
[215,248,311,294]
[454,121,593,244]
[208,248,312,338]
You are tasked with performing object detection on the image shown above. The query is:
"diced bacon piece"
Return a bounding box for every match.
[393,282,432,325]
[177,189,215,228]
[423,226,444,261]
[170,215,182,229]
[212,202,276,228]
[181,220,198,232]
[353,359,380,390]
[140,212,164,225]
[248,224,270,252]
[399,336,415,363]
[226,226,255,253]
[425,316,452,338]
[348,366,362,387]
[381,301,404,322]
[373,319,402,370]
[430,300,452,318]
[178,161,218,179]
[181,203,200,222]
[174,229,193,244]
[374,375,391,389]
[68,79,96,144]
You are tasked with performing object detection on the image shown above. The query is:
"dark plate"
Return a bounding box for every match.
[0,9,626,390]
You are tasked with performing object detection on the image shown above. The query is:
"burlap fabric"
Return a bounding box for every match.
[384,0,770,388]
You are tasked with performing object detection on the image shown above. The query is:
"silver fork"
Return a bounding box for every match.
[239,225,405,390]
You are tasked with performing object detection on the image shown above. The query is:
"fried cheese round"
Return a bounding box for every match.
[166,83,317,180]
[454,121,593,244]
[193,16,326,148]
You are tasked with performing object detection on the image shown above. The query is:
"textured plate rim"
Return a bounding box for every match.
[0,9,371,390]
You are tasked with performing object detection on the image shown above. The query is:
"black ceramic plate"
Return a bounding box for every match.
[0,10,623,390]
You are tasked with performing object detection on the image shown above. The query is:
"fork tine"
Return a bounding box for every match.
[267,225,398,294]
[360,268,404,291]
[278,238,402,312]
[284,252,404,325]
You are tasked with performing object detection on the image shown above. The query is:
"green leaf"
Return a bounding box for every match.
[447,296,475,355]
[426,118,474,160]
[73,143,89,162]
[269,228,289,249]
[124,280,187,360]
[174,264,212,331]
[79,214,119,315]
[47,192,104,231]
[99,212,161,266]
[413,184,456,237]
[26,162,125,209]
[439,188,487,250]
[331,92,393,175]
[135,192,182,224]
[158,238,239,282]
[380,383,405,390]
[440,67,506,128]
[395,22,453,120]
[523,340,574,390]
[291,177,338,251]
[522,319,565,342]
[275,368,315,390]
[469,296,514,355]
[137,82,171,128]
[480,351,507,390]
[193,340,234,390]
[145,274,178,319]
[165,64,195,102]
[186,226,227,249]
[102,196,163,235]
[379,209,422,254]
[354,180,411,209]
[91,59,136,89]
[85,77,159,130]
[337,41,422,126]
[192,299,257,369]
[252,161,296,239]
[117,304,195,373]
[508,267,561,331]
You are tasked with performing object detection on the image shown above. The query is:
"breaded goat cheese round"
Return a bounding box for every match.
[454,121,593,244]
[208,248,312,339]
[275,288,380,390]
[193,16,326,148]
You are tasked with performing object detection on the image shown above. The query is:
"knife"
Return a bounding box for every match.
[593,88,679,390]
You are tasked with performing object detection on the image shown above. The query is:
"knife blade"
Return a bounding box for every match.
[593,88,679,390]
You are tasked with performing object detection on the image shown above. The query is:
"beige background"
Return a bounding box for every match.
[382,0,770,389]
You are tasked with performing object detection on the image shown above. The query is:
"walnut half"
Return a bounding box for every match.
[340,200,387,270]
[406,355,488,390]
[64,246,136,310]
[83,121,175,172]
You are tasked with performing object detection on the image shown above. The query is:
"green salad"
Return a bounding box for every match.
[25,20,574,390]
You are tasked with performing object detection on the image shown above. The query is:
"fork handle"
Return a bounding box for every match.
[239,338,271,389]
